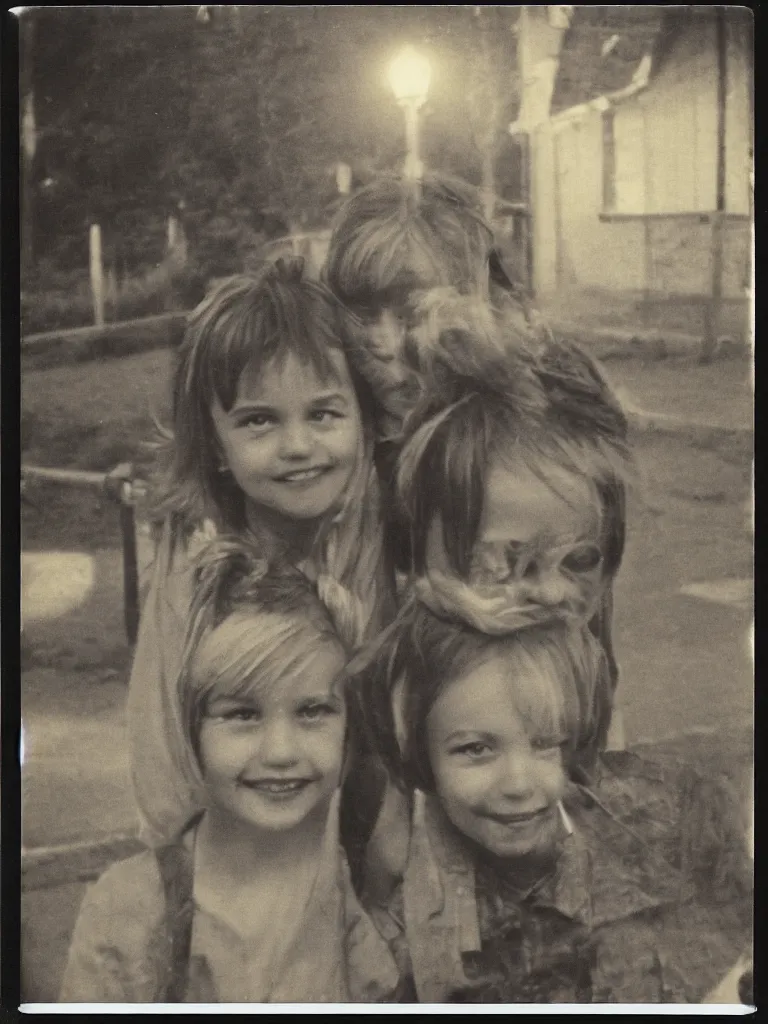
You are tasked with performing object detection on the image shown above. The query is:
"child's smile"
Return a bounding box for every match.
[427,654,567,861]
[211,350,362,523]
[197,633,347,835]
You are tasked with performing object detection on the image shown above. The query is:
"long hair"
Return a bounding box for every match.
[323,173,495,316]
[323,175,545,432]
[147,257,392,645]
[178,537,359,783]
[395,300,633,581]
[352,603,607,794]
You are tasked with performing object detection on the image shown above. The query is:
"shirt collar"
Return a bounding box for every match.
[415,793,592,947]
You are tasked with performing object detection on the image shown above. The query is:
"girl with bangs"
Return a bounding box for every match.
[354,603,752,1004]
[62,544,402,1003]
[128,257,394,849]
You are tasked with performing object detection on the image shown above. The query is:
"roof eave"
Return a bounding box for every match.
[510,52,653,134]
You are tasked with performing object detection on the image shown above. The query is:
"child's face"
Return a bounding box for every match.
[428,457,604,615]
[198,640,347,835]
[211,349,362,522]
[427,654,567,860]
[367,308,412,382]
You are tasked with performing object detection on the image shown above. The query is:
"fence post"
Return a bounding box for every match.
[167,214,188,267]
[167,214,178,251]
[336,162,351,195]
[89,224,105,327]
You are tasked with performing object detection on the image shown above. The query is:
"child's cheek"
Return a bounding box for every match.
[538,759,567,801]
[443,761,497,810]
[307,721,347,782]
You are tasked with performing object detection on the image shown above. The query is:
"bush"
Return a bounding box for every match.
[21,258,196,336]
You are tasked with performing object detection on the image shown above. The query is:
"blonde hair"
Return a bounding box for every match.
[179,537,356,781]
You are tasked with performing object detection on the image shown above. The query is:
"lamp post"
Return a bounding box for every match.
[388,46,431,185]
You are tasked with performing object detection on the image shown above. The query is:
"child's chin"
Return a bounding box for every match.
[480,816,559,861]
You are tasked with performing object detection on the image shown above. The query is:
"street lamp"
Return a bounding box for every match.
[388,46,431,184]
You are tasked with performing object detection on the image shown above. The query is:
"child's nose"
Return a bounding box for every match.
[499,750,537,799]
[279,421,314,459]
[259,718,299,766]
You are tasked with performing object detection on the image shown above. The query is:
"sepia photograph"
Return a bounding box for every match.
[19,4,753,1009]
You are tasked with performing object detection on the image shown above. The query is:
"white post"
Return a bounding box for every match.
[336,162,352,195]
[89,223,105,327]
[403,100,423,183]
[167,214,188,267]
[167,214,178,251]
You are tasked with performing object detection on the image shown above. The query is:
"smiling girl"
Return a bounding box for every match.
[358,604,752,1004]
[129,258,394,848]
[61,546,401,1003]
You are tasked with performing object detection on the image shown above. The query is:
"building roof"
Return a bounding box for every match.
[549,6,666,116]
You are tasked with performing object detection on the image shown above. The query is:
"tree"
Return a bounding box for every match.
[416,6,522,218]
[30,8,198,272]
[24,7,524,283]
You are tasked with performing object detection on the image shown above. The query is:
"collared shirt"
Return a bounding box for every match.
[369,755,752,1004]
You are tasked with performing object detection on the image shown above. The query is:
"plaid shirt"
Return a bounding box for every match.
[369,755,751,1004]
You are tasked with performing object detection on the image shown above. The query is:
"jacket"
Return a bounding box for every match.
[368,753,752,1003]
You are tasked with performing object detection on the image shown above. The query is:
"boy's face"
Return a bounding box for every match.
[427,653,567,860]
[211,350,362,522]
[427,457,604,618]
[198,629,347,835]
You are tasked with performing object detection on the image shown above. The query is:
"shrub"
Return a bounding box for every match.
[21,258,195,336]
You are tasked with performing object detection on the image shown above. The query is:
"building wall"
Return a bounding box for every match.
[532,114,647,296]
[531,17,751,302]
[642,16,718,214]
